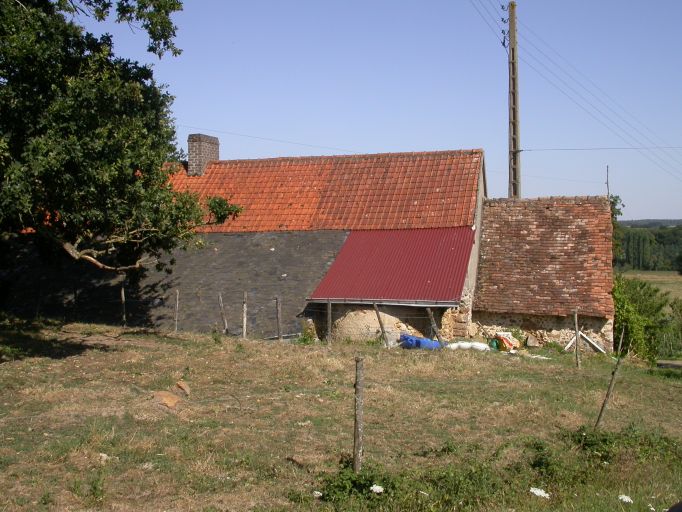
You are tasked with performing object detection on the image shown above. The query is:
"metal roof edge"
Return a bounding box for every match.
[306,298,460,308]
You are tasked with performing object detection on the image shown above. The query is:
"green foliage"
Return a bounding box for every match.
[0,0,238,273]
[207,196,242,225]
[319,456,399,504]
[613,274,670,363]
[616,225,682,271]
[569,424,680,463]
[660,298,682,358]
[611,198,682,271]
[55,0,183,57]
[210,326,223,344]
[610,194,624,263]
[293,331,316,345]
[313,426,681,511]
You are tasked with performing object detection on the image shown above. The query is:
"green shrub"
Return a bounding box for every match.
[613,274,669,363]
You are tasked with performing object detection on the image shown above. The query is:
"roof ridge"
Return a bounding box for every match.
[484,195,608,204]
[201,148,483,166]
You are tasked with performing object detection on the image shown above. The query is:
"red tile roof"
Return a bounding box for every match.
[309,227,475,304]
[473,196,614,318]
[170,150,483,232]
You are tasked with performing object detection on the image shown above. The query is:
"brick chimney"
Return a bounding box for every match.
[187,134,219,176]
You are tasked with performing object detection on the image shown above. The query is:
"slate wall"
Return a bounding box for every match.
[0,231,348,337]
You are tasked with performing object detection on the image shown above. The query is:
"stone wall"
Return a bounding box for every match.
[472,311,613,351]
[440,301,473,339]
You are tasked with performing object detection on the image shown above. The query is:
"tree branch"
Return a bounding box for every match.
[61,240,154,272]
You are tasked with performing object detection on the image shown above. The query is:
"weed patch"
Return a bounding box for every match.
[312,425,682,511]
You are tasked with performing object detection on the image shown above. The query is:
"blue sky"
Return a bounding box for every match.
[82,1,682,220]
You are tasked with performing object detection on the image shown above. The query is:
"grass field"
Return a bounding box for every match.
[1,322,681,511]
[623,270,682,300]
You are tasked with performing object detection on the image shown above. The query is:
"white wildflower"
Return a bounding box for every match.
[530,487,550,499]
[619,495,634,504]
[312,491,322,499]
[370,484,384,494]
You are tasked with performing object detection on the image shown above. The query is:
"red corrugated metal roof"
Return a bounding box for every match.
[170,150,483,232]
[309,227,475,304]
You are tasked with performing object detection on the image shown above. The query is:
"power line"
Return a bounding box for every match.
[518,55,682,183]
[517,25,682,172]
[177,124,357,154]
[487,169,603,184]
[479,0,506,34]
[468,0,506,47]
[523,146,682,152]
[518,18,682,169]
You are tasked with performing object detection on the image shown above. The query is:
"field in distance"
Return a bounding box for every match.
[623,270,682,300]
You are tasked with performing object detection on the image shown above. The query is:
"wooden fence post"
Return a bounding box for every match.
[574,310,581,369]
[373,303,389,348]
[353,356,365,473]
[218,292,228,334]
[595,328,626,429]
[120,285,127,327]
[327,299,333,343]
[242,291,248,339]
[426,307,443,344]
[276,296,283,342]
[174,289,179,333]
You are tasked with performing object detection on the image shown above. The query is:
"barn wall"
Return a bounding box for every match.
[0,232,348,337]
[442,166,487,339]
[472,311,613,350]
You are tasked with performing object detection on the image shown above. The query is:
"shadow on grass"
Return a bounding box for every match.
[0,323,113,363]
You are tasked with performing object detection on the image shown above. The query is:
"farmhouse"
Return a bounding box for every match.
[0,134,614,349]
[166,134,614,348]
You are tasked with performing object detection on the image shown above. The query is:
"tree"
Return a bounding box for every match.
[609,194,624,265]
[613,274,670,363]
[0,0,237,272]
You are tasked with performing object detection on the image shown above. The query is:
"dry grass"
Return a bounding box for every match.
[0,323,681,511]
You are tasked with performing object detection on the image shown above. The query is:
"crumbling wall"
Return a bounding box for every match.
[441,300,474,339]
[472,311,613,351]
[442,166,487,340]
[325,305,434,346]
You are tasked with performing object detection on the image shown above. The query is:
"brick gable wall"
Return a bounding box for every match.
[473,196,614,319]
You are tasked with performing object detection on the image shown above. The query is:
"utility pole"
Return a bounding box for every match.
[507,1,521,198]
[606,165,610,197]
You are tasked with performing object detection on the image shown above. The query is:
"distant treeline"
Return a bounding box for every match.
[620,219,682,228]
[615,224,682,271]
